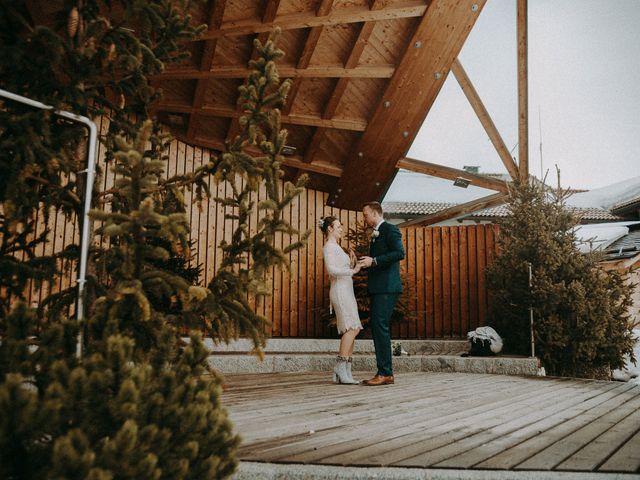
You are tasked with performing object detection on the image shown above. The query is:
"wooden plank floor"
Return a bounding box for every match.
[223,372,640,474]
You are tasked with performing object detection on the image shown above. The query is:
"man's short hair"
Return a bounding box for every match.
[363,201,383,215]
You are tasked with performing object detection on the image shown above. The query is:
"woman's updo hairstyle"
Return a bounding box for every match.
[318,216,338,236]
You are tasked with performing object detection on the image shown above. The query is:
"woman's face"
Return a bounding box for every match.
[329,220,343,239]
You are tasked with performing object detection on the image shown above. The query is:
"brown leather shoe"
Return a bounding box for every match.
[362,375,394,386]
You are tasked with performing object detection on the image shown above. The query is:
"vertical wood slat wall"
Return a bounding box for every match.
[396,225,499,339]
[24,129,498,339]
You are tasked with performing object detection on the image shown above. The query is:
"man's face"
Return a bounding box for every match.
[363,206,377,227]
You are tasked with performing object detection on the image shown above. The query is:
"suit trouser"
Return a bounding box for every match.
[370,293,400,376]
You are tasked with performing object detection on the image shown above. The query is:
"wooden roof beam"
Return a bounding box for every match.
[185,0,227,140]
[450,58,519,180]
[262,0,282,23]
[196,0,427,39]
[175,135,343,177]
[225,1,283,144]
[323,21,376,120]
[398,192,507,227]
[303,128,327,164]
[157,64,394,80]
[329,0,486,209]
[283,30,326,115]
[397,157,509,193]
[302,21,375,169]
[155,103,367,131]
[282,0,335,116]
[518,0,529,180]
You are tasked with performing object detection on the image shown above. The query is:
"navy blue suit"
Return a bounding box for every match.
[368,221,404,376]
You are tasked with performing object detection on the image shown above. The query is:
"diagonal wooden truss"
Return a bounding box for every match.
[396,0,529,226]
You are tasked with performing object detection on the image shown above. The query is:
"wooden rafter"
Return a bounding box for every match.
[301,20,376,168]
[157,65,394,80]
[262,0,281,23]
[175,135,343,177]
[282,0,334,118]
[154,103,367,131]
[329,0,487,209]
[323,21,376,120]
[398,192,507,227]
[396,157,509,193]
[185,0,227,139]
[283,32,327,114]
[518,0,529,180]
[303,128,326,163]
[450,58,519,180]
[225,2,282,144]
[196,0,427,39]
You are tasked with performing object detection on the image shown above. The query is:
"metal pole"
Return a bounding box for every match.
[0,88,98,358]
[528,262,535,358]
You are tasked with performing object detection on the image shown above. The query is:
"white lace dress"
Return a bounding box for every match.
[322,242,363,335]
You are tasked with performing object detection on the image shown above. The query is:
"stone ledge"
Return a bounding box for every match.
[203,338,468,355]
[208,353,541,377]
[233,461,626,480]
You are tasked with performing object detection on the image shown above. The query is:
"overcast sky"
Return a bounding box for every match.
[405,0,640,191]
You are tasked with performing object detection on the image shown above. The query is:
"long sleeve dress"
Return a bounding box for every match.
[322,242,363,335]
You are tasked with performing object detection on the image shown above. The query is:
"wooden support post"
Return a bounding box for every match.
[517,0,528,181]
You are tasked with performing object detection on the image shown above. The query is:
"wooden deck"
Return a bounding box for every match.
[223,372,640,474]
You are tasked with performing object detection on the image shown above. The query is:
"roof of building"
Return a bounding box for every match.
[566,175,640,210]
[382,201,456,216]
[382,201,624,223]
[603,224,640,260]
[469,205,623,222]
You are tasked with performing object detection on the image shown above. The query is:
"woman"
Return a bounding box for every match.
[320,216,363,384]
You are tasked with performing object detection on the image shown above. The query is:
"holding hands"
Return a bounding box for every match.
[358,256,374,268]
[349,249,368,273]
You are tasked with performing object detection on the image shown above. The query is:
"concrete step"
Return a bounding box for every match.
[204,338,469,356]
[207,352,542,377]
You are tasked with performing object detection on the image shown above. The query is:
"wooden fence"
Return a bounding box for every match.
[398,225,498,339]
[20,130,498,339]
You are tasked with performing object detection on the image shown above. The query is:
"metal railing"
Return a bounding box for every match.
[0,88,98,358]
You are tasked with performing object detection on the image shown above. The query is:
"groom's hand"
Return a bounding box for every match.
[359,256,374,268]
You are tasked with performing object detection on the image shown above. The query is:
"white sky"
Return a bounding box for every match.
[405,0,640,191]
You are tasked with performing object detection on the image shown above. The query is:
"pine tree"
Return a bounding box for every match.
[0,0,203,317]
[486,177,636,378]
[0,0,308,476]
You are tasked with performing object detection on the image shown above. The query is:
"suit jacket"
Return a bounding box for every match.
[367,221,404,294]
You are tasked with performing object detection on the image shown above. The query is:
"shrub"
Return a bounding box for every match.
[486,178,636,378]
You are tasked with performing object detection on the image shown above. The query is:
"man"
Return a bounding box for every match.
[359,201,404,386]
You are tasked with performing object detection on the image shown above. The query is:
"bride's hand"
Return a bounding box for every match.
[352,262,362,274]
[349,249,357,267]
